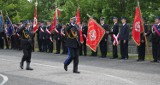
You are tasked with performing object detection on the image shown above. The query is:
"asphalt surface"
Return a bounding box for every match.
[0,49,160,85]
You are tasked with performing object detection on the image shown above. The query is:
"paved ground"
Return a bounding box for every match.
[0,49,160,85]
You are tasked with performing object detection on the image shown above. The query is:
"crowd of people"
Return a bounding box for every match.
[0,16,160,64]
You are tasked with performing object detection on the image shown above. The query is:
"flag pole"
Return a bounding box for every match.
[34,0,38,51]
[87,13,92,18]
[137,0,151,60]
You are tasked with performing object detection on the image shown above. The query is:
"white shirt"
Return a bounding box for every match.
[123,23,126,26]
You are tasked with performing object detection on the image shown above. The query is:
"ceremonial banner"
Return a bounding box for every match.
[132,6,143,46]
[0,15,3,32]
[32,3,38,33]
[76,8,84,43]
[50,8,61,33]
[86,18,105,52]
[6,16,14,37]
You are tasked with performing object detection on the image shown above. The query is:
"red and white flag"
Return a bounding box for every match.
[86,18,105,52]
[32,3,38,33]
[50,8,61,33]
[132,6,144,46]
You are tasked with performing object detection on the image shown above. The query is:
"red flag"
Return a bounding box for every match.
[50,8,61,33]
[32,5,38,33]
[86,18,105,52]
[76,8,84,43]
[76,8,81,25]
[132,6,144,46]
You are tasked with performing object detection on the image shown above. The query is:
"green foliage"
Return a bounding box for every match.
[0,0,160,24]
[0,0,33,23]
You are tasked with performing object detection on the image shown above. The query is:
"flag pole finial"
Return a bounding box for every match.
[87,13,92,18]
[137,0,140,6]
[35,0,38,6]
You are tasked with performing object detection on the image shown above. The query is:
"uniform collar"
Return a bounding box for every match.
[114,22,117,25]
[123,23,126,26]
[101,23,104,26]
[71,23,75,26]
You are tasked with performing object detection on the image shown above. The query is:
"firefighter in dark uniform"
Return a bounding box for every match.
[150,17,160,63]
[19,23,34,70]
[46,21,53,53]
[55,20,62,54]
[109,17,119,59]
[119,17,129,60]
[61,24,67,54]
[43,23,49,52]
[64,17,80,73]
[137,18,148,61]
[37,22,45,52]
[13,24,20,50]
[29,23,35,52]
[45,21,51,53]
[99,17,109,58]
[48,33,54,53]
[79,21,88,56]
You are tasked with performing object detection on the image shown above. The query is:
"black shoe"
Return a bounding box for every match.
[64,65,68,71]
[121,58,128,60]
[73,71,80,74]
[151,60,158,63]
[101,56,106,58]
[110,57,118,59]
[137,59,144,62]
[20,62,23,69]
[26,62,33,70]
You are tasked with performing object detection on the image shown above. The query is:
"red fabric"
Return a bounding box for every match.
[50,8,61,33]
[32,5,38,33]
[86,18,105,52]
[132,6,143,46]
[76,8,84,43]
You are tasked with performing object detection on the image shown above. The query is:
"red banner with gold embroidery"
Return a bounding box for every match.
[86,18,105,52]
[132,6,144,46]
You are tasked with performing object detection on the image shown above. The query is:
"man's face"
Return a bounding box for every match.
[70,19,74,23]
[26,24,29,28]
[100,20,104,24]
[121,19,126,24]
[113,19,118,23]
[62,25,66,28]
[155,19,159,24]
[47,22,50,25]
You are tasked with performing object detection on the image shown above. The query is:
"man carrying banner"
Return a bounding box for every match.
[109,17,119,59]
[151,17,160,63]
[119,17,129,60]
[99,17,109,58]
[64,17,80,73]
[137,18,148,61]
